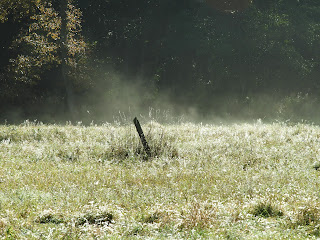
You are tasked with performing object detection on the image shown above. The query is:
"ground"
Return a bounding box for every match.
[0,120,319,239]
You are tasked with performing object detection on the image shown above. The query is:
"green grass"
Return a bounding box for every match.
[0,120,320,239]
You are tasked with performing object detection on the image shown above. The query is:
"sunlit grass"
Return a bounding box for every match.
[0,120,320,239]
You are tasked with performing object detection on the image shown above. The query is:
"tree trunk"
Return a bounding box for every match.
[60,0,76,121]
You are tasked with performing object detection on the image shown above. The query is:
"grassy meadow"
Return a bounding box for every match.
[0,120,320,239]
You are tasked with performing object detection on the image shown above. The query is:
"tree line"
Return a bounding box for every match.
[1,0,320,123]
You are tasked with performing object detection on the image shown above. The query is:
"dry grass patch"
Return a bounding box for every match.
[290,206,320,227]
[179,201,217,230]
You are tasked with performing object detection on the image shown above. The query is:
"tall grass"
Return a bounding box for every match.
[0,120,320,239]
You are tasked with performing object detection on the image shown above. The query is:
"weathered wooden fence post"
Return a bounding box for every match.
[133,117,151,159]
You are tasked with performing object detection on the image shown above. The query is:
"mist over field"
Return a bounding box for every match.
[2,71,320,125]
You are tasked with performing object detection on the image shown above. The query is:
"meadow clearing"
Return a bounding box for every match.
[0,120,320,239]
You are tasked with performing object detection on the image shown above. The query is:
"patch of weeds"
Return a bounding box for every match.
[104,133,138,161]
[178,228,210,239]
[76,212,113,226]
[310,225,320,237]
[230,209,243,223]
[109,145,131,160]
[287,206,320,236]
[35,210,64,224]
[134,134,179,160]
[179,202,216,230]
[57,149,80,162]
[56,224,82,239]
[294,207,320,226]
[141,212,162,224]
[134,122,179,159]
[147,139,179,159]
[242,157,261,171]
[127,225,146,236]
[106,127,179,161]
[19,208,31,218]
[146,125,179,159]
[51,128,68,143]
[251,202,283,218]
[0,218,8,235]
[5,226,17,240]
[225,231,241,240]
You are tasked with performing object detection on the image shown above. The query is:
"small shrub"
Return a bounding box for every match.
[35,210,64,224]
[251,202,283,218]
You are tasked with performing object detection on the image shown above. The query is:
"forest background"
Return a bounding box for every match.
[1,0,320,124]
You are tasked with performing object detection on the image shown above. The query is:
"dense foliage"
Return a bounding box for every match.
[1,0,320,122]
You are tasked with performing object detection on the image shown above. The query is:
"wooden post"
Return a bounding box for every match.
[133,117,151,159]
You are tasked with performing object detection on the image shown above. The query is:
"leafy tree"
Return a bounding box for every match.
[5,0,89,118]
[0,0,39,23]
[10,1,87,82]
